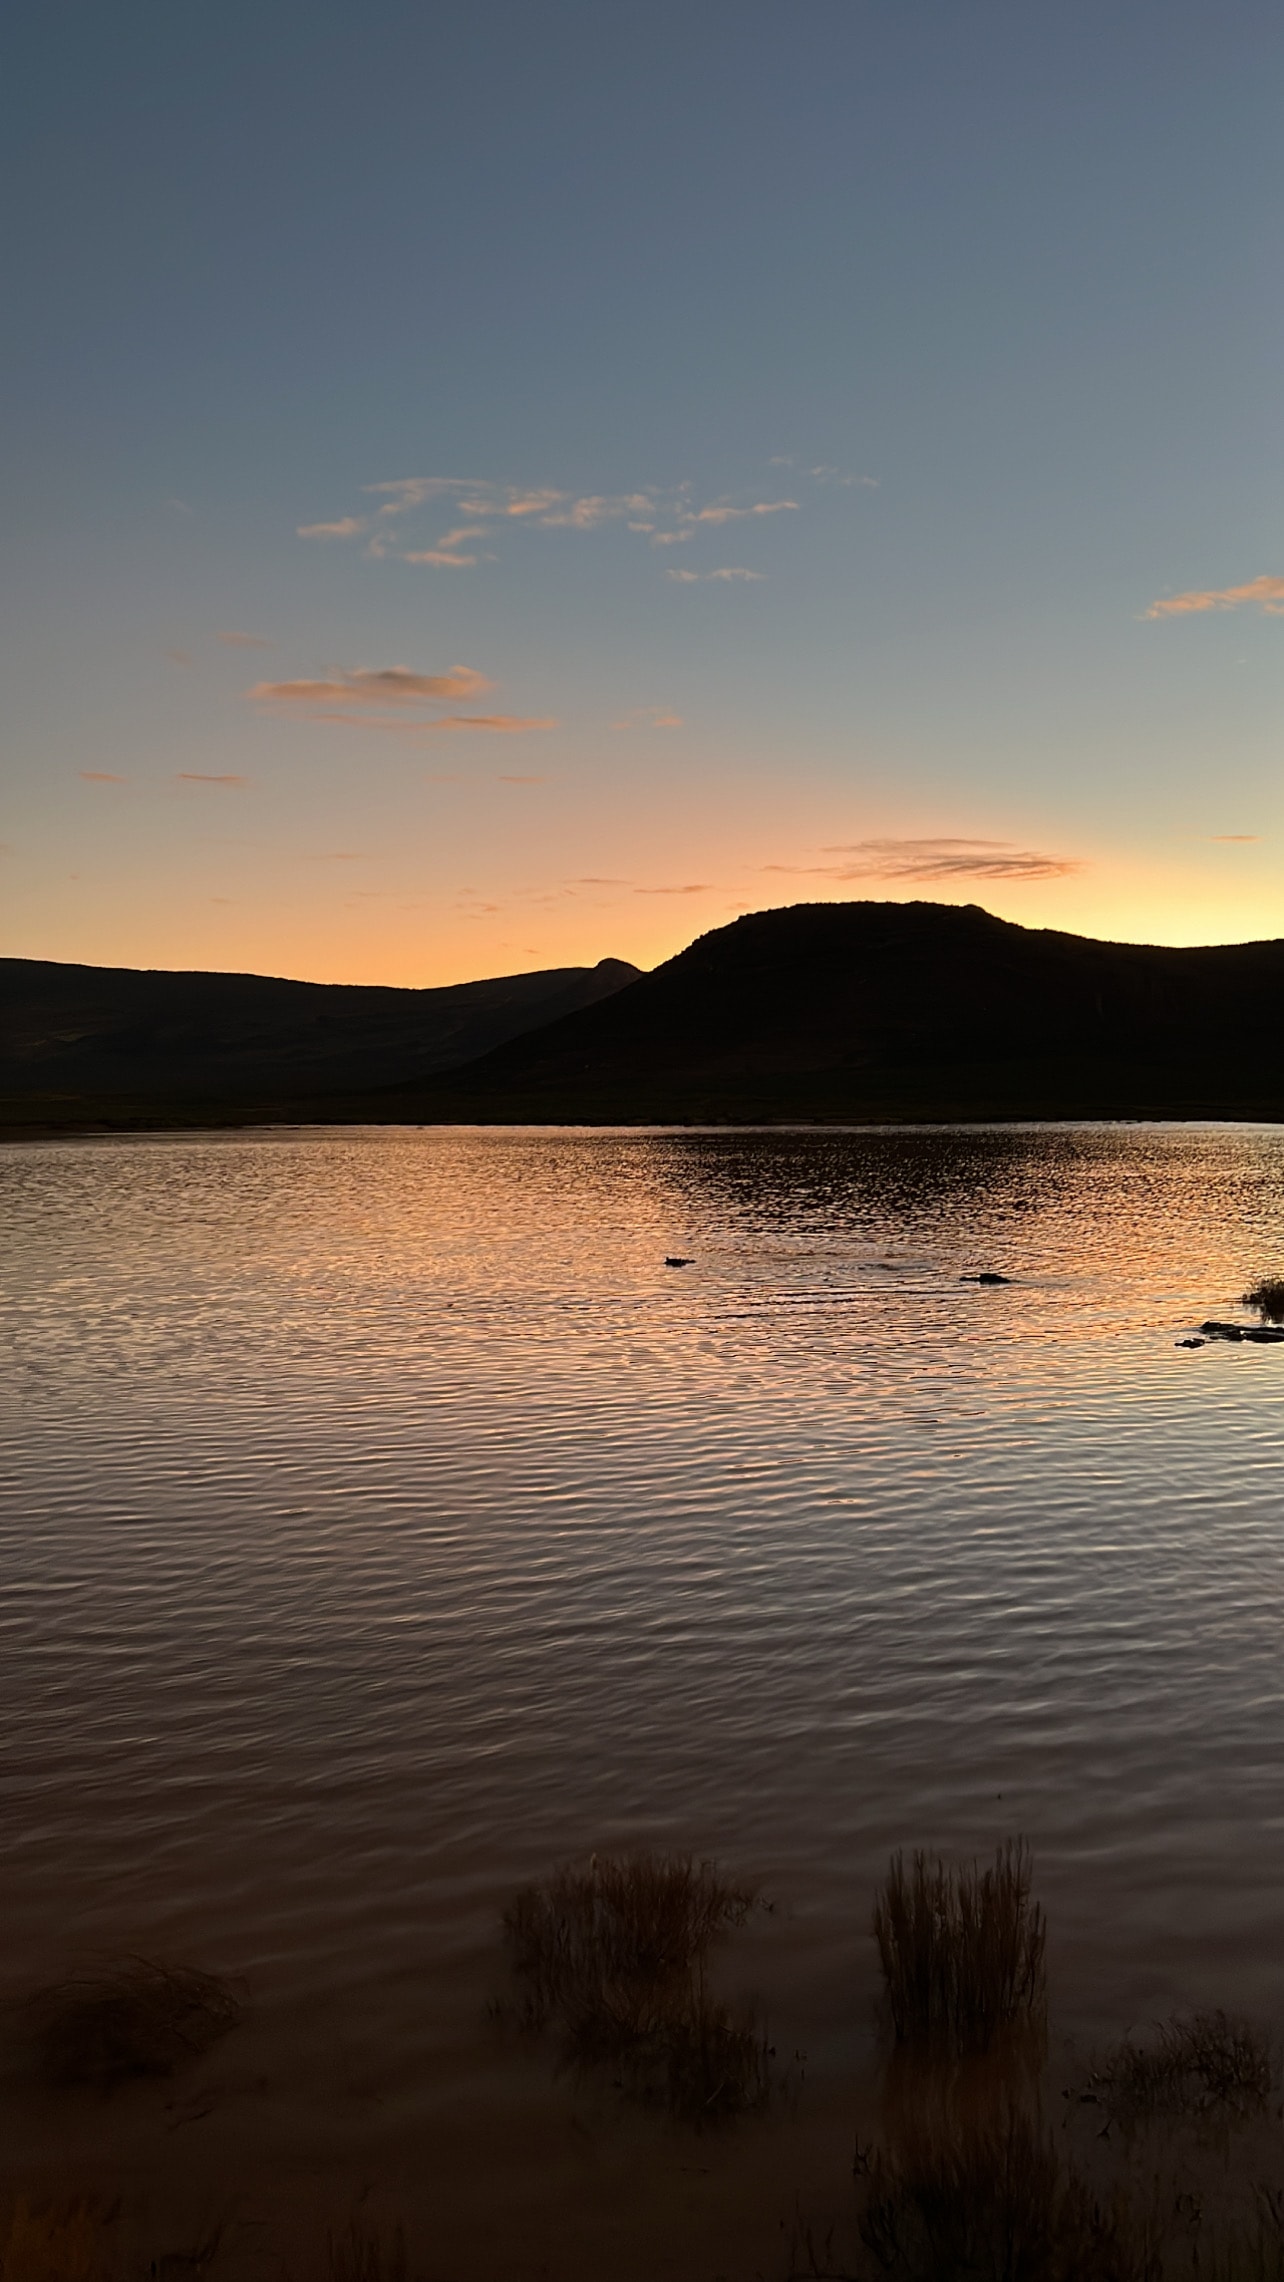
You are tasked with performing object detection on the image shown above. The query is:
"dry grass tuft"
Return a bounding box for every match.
[25,1960,243,2092]
[855,2108,1155,2282]
[1085,2011,1273,2128]
[0,2198,119,2282]
[326,2220,408,2282]
[1243,1281,1284,1324]
[503,1851,765,2119]
[872,1840,1047,2052]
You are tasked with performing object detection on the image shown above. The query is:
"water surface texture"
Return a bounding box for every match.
[2,1126,1283,2275]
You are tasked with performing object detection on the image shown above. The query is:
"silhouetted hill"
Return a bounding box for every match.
[0,954,639,1128]
[395,901,1284,1123]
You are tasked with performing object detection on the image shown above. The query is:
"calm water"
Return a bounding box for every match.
[2,1124,1283,2276]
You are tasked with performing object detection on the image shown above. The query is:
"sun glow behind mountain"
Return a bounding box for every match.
[2,3,1280,984]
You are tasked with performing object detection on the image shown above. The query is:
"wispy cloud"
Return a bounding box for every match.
[217,629,272,648]
[689,499,797,525]
[498,772,545,783]
[1144,574,1284,619]
[768,458,878,486]
[809,465,878,488]
[400,546,481,568]
[297,516,367,540]
[80,771,128,784]
[252,666,492,709]
[1210,833,1258,842]
[634,881,714,895]
[364,477,481,515]
[539,492,658,528]
[768,836,1081,883]
[296,469,830,575]
[311,711,557,735]
[666,566,764,584]
[612,706,683,729]
[430,715,555,734]
[176,773,249,788]
[249,661,558,735]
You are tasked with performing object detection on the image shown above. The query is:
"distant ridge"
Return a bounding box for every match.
[391,900,1284,1125]
[0,953,639,1129]
[7,902,1284,1133]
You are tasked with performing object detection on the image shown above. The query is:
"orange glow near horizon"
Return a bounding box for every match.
[5,833,1280,988]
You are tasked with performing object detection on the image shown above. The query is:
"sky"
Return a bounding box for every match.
[2,0,1282,986]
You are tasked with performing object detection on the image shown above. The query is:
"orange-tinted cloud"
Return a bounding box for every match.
[634,882,714,895]
[176,773,248,788]
[690,499,797,524]
[1145,574,1284,619]
[252,666,492,708]
[432,715,555,734]
[498,772,545,782]
[612,706,683,729]
[364,477,480,515]
[400,547,480,568]
[217,629,272,648]
[310,712,557,735]
[80,771,128,784]
[1210,833,1258,842]
[770,836,1080,883]
[298,471,827,569]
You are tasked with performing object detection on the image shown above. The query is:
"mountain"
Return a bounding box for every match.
[9,902,1284,1134]
[0,953,639,1127]
[391,900,1284,1124]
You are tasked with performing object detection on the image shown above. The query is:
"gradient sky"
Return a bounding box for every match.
[3,0,1282,985]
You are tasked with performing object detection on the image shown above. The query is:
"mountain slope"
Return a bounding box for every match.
[0,953,639,1118]
[395,900,1284,1122]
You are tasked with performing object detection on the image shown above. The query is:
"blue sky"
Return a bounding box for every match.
[3,0,1281,982]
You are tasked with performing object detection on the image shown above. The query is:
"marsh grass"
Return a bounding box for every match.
[0,2197,120,2282]
[1084,2012,1273,2129]
[1243,1282,1284,1324]
[502,1851,766,2119]
[872,1841,1047,2052]
[853,2108,1156,2282]
[326,2220,408,2282]
[25,1961,243,2092]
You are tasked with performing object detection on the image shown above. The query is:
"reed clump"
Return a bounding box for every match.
[25,1960,243,2092]
[873,1840,1047,2052]
[855,2108,1154,2282]
[1243,1281,1284,1324]
[1085,2011,1273,2127]
[0,2198,120,2282]
[326,2220,408,2282]
[503,1851,766,2119]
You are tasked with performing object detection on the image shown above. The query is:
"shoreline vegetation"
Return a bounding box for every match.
[7,901,1284,1135]
[7,1844,1282,2282]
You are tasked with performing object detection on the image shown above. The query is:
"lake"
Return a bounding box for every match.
[2,1124,1283,2278]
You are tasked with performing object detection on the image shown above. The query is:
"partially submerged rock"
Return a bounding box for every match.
[961,1272,1011,1286]
[1197,1320,1284,1345]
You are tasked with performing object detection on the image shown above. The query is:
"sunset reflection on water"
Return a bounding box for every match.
[2,1124,1283,2277]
